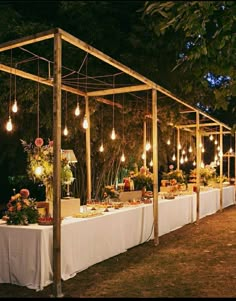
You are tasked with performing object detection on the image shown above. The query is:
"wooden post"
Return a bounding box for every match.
[196,111,201,224]
[219,125,223,211]
[177,128,180,170]
[85,95,91,202]
[152,89,159,246]
[52,31,63,298]
[143,118,147,169]
[235,132,236,204]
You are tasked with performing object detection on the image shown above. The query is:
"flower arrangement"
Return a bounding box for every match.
[103,185,120,200]
[190,165,216,185]
[162,169,186,184]
[4,188,39,225]
[21,138,73,202]
[132,167,153,191]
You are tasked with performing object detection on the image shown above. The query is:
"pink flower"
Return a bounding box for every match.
[20,189,30,198]
[35,137,44,147]
[169,164,174,170]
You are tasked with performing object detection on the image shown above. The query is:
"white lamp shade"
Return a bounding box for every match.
[62,149,77,163]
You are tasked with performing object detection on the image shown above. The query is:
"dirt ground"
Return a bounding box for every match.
[1,204,236,298]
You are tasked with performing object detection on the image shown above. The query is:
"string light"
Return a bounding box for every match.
[75,74,80,116]
[6,116,13,131]
[111,127,116,140]
[145,141,151,151]
[12,64,18,113]
[121,152,125,162]
[121,95,125,161]
[99,143,104,152]
[99,103,104,152]
[82,115,88,129]
[111,74,116,140]
[63,91,69,136]
[75,101,80,116]
[6,49,13,132]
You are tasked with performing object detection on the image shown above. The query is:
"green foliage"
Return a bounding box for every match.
[132,169,153,191]
[142,1,236,116]
[162,169,187,184]
[20,139,73,186]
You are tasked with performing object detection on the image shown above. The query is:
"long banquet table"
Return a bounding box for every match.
[0,186,235,291]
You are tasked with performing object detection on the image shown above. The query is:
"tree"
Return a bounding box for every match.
[142,1,236,124]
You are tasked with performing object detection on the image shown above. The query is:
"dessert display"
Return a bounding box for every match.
[38,216,54,225]
[73,210,103,218]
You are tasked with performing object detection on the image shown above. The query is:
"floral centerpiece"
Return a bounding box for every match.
[132,166,153,191]
[190,165,216,186]
[162,168,187,185]
[103,185,120,200]
[3,188,39,225]
[21,138,73,208]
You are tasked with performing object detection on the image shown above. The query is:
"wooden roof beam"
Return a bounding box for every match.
[87,84,151,96]
[0,63,124,108]
[0,63,86,96]
[0,28,55,52]
[176,122,219,129]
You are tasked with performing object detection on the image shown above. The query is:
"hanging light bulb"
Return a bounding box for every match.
[180,156,184,164]
[83,115,88,129]
[111,127,116,140]
[149,159,153,167]
[145,141,151,151]
[178,143,182,150]
[6,116,13,132]
[229,147,233,153]
[202,147,205,153]
[63,125,68,136]
[99,143,104,152]
[75,102,80,116]
[201,161,205,168]
[121,152,125,162]
[182,149,186,155]
[209,134,214,141]
[184,155,188,162]
[167,138,170,145]
[34,165,44,177]
[193,160,196,166]
[199,142,203,148]
[217,145,220,151]
[172,153,176,161]
[141,153,146,160]
[12,99,18,113]
[188,145,192,153]
[214,140,218,145]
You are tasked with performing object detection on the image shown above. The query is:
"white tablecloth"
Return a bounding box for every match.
[158,194,194,236]
[0,186,234,291]
[0,204,153,290]
[0,224,53,290]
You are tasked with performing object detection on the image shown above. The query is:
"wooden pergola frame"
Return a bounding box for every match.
[0,28,235,297]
